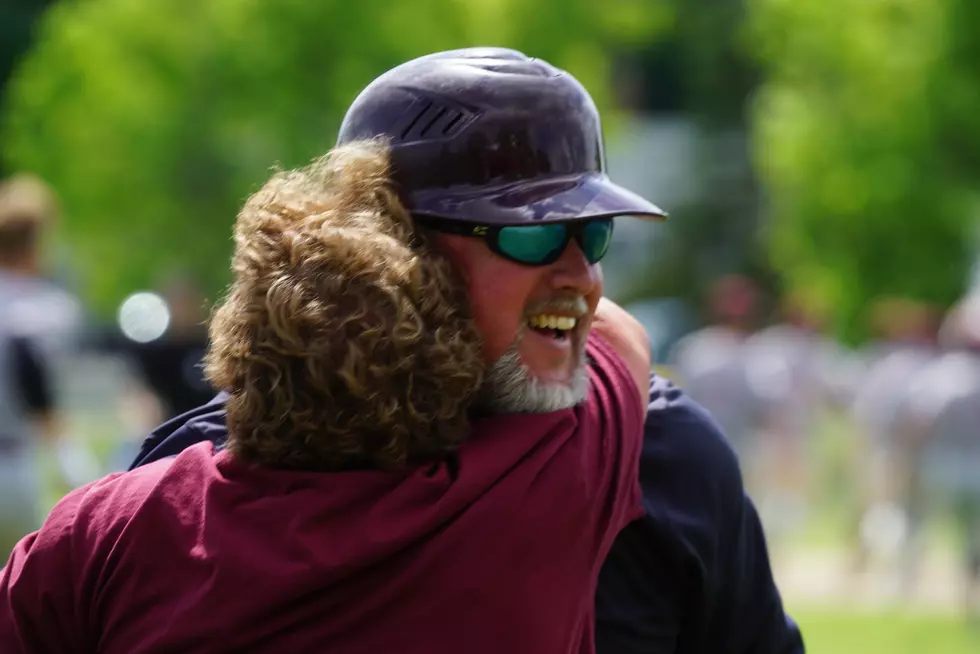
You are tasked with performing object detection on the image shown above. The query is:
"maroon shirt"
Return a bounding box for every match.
[0,335,643,653]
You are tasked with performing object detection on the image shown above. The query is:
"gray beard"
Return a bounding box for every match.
[476,330,590,414]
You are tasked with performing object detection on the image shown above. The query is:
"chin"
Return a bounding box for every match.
[525,370,590,412]
[479,349,590,414]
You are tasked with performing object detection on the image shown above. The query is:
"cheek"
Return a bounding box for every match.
[433,234,537,363]
[466,273,535,363]
[587,264,604,306]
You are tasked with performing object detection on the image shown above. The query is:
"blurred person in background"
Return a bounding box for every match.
[668,274,767,495]
[901,295,980,617]
[0,174,87,553]
[744,290,858,540]
[0,332,51,556]
[0,175,84,366]
[849,297,941,582]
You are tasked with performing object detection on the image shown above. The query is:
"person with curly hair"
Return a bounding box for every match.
[0,49,656,653]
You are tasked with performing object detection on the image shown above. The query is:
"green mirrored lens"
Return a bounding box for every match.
[582,220,614,263]
[496,224,567,264]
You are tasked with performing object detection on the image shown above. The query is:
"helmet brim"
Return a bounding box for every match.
[407,174,668,226]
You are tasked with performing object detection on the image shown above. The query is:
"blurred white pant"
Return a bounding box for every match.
[0,449,41,558]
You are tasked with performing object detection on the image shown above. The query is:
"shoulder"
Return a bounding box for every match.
[130,395,229,469]
[4,459,168,577]
[640,375,744,536]
[640,374,743,508]
[0,445,215,639]
[616,375,747,581]
[597,375,751,630]
[50,444,215,547]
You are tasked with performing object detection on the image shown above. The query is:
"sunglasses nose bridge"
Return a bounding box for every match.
[569,221,609,264]
[558,231,594,268]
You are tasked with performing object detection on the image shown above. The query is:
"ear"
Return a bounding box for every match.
[590,297,651,409]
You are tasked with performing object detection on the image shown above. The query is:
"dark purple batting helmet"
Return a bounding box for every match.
[336,47,667,226]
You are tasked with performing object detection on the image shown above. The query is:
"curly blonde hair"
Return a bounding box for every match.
[205,140,485,471]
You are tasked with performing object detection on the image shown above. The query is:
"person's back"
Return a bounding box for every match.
[2,331,639,653]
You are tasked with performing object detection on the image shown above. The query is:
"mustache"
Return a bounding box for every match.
[524,295,589,317]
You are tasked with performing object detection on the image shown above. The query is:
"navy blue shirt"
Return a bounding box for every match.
[130,375,804,653]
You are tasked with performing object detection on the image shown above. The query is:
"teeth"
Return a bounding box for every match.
[527,314,578,331]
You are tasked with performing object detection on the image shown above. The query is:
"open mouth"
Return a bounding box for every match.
[526,314,578,341]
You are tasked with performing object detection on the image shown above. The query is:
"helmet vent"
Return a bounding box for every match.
[442,111,464,135]
[392,89,480,141]
[419,107,448,138]
[400,100,434,140]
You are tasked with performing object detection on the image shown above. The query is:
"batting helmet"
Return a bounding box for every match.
[336,47,667,226]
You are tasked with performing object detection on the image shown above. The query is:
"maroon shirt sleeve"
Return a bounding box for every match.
[583,333,645,549]
[0,487,90,653]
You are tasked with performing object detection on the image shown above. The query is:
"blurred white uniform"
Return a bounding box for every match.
[848,341,938,589]
[851,342,937,503]
[0,269,84,549]
[908,351,980,496]
[670,327,764,484]
[746,324,856,442]
[743,324,859,531]
[905,350,980,601]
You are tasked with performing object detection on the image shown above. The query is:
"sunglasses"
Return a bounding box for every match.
[416,217,615,266]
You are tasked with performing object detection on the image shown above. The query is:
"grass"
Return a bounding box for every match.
[793,608,979,654]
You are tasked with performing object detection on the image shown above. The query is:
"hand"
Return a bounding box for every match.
[591,298,651,409]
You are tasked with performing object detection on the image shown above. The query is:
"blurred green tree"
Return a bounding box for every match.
[2,0,669,316]
[0,0,57,177]
[610,0,775,327]
[747,0,980,342]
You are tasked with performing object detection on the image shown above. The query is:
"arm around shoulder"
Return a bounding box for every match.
[591,298,651,412]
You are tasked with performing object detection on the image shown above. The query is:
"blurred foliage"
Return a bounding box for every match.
[0,0,55,155]
[614,0,772,321]
[1,0,671,316]
[674,0,761,129]
[747,0,980,342]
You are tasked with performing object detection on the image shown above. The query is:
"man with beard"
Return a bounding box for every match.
[0,49,655,653]
[3,49,803,653]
